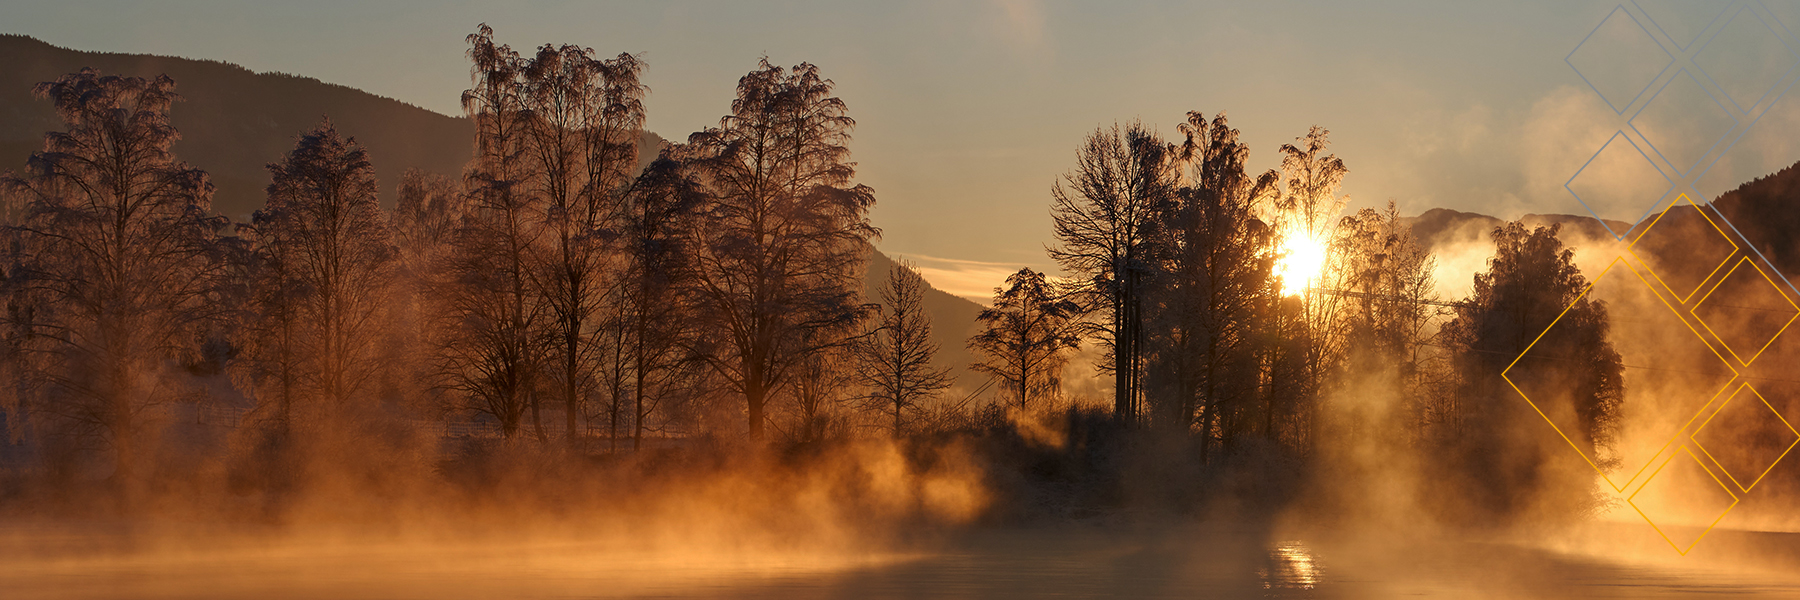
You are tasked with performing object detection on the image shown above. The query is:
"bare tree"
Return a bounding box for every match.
[1142,111,1278,455]
[617,153,706,450]
[392,169,465,269]
[968,268,1082,411]
[434,25,548,439]
[1,69,224,483]
[1050,122,1174,424]
[519,42,647,446]
[783,342,856,442]
[238,121,394,426]
[1339,201,1445,419]
[1265,126,1353,447]
[854,261,953,435]
[685,59,878,440]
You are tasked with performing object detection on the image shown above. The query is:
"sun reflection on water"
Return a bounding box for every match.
[1260,540,1322,592]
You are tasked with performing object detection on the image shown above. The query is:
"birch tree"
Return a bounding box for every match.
[2,69,224,483]
[686,60,877,440]
[854,261,953,435]
[239,121,395,424]
[968,268,1081,411]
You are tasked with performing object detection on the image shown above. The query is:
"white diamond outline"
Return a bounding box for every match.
[1569,4,1678,115]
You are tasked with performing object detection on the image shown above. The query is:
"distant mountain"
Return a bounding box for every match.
[1711,161,1800,271]
[864,248,985,390]
[1404,162,1800,294]
[0,34,664,221]
[1404,208,1629,255]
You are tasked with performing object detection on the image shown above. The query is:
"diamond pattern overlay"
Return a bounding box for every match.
[1692,383,1800,493]
[1634,0,1728,51]
[1629,194,1738,302]
[1569,6,1675,114]
[1630,69,1738,177]
[1693,5,1798,114]
[1692,257,1800,367]
[1628,446,1738,556]
[1558,2,1800,555]
[1505,258,1737,493]
[1565,131,1673,239]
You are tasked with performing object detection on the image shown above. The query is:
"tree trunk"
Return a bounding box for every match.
[633,352,645,452]
[747,376,765,440]
[565,327,579,449]
[530,389,547,442]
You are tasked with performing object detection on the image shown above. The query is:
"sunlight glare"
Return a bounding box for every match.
[1276,227,1328,297]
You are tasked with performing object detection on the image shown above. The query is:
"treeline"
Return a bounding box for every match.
[0,26,967,485]
[0,26,1626,524]
[1024,115,1627,521]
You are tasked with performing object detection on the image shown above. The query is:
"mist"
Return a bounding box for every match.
[10,11,1800,600]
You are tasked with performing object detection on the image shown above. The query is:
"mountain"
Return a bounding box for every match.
[0,35,993,392]
[0,34,470,220]
[865,248,986,390]
[0,34,665,221]
[1404,164,1800,295]
[1405,208,1629,255]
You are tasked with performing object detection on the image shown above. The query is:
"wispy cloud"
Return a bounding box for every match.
[892,253,1042,304]
[988,0,1049,58]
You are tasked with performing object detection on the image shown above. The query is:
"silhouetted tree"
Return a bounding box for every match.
[969,268,1081,411]
[519,41,647,445]
[1439,221,1623,521]
[783,343,856,442]
[1050,122,1174,425]
[1,69,224,484]
[685,59,877,440]
[615,154,706,450]
[1338,202,1445,418]
[389,169,464,415]
[1265,127,1353,448]
[392,169,464,271]
[854,261,953,435]
[1141,111,1277,456]
[238,122,394,425]
[435,25,548,439]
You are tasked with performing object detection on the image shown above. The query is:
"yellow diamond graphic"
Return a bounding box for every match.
[1692,257,1800,367]
[1629,193,1738,303]
[1692,382,1800,493]
[1628,445,1739,555]
[1503,256,1737,493]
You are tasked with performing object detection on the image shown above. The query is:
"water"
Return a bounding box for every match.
[5,521,1800,599]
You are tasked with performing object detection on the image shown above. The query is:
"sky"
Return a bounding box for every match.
[5,0,1799,301]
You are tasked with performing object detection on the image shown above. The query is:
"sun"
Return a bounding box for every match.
[1275,226,1328,297]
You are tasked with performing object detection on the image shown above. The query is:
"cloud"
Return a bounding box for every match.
[896,253,1039,304]
[1519,85,1657,223]
[988,0,1049,58]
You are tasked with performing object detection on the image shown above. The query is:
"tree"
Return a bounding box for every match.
[854,261,953,435]
[1265,127,1353,448]
[969,268,1082,411]
[1,69,224,483]
[392,169,464,273]
[519,41,647,445]
[783,343,856,442]
[434,25,548,439]
[615,153,706,450]
[1439,221,1623,520]
[1050,122,1174,424]
[686,59,878,440]
[1140,111,1277,454]
[239,121,395,425]
[1338,201,1445,416]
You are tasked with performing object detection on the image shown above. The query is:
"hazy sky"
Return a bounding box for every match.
[5,0,1797,300]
